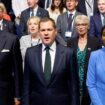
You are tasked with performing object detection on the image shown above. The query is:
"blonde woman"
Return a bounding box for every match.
[20,16,41,61]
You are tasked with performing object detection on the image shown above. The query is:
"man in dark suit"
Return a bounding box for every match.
[0,31,23,105]
[56,0,82,45]
[22,17,79,105]
[77,0,98,18]
[19,0,49,37]
[89,0,105,42]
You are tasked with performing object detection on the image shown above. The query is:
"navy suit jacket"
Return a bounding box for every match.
[22,43,80,105]
[89,13,103,42]
[0,31,23,105]
[77,0,98,16]
[1,19,15,34]
[19,7,49,36]
[38,0,46,8]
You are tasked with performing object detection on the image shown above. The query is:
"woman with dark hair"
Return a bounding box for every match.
[47,0,66,23]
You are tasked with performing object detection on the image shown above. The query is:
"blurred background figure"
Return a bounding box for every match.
[77,0,98,19]
[0,30,23,105]
[19,0,49,37]
[0,2,11,21]
[89,0,105,43]
[20,16,41,63]
[86,26,105,105]
[0,2,15,33]
[67,15,101,105]
[38,0,52,9]
[47,0,66,23]
[56,0,82,45]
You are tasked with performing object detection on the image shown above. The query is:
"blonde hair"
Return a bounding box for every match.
[0,2,7,13]
[27,16,40,27]
[74,15,90,27]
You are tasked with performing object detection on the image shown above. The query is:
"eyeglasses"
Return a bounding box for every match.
[75,23,88,27]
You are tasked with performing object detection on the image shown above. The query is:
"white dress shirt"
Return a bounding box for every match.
[0,19,3,30]
[42,41,56,72]
[85,0,94,18]
[30,6,38,17]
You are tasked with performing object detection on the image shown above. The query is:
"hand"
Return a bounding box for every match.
[14,98,21,105]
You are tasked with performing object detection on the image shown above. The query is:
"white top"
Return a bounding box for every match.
[47,7,66,23]
[12,0,28,17]
[20,35,41,61]
[42,41,56,72]
[85,0,94,18]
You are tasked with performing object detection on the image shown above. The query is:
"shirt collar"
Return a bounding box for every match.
[33,5,38,13]
[42,41,56,51]
[0,19,3,25]
[67,10,76,17]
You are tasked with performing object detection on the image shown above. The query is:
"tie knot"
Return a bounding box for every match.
[69,14,73,17]
[45,47,50,52]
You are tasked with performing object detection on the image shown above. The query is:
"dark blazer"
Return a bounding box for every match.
[56,11,82,42]
[67,36,101,105]
[19,7,49,36]
[22,43,80,105]
[89,13,103,42]
[38,0,46,8]
[77,0,98,16]
[0,31,23,105]
[2,19,15,34]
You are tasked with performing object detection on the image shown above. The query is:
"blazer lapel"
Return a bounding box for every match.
[34,45,47,86]
[0,31,6,52]
[48,44,65,86]
[36,7,42,17]
[2,20,7,30]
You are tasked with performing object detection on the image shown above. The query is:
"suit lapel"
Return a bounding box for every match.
[36,45,47,86]
[63,12,68,32]
[36,7,42,17]
[0,31,6,51]
[48,44,65,86]
[2,20,7,30]
[95,14,103,31]
[25,9,30,22]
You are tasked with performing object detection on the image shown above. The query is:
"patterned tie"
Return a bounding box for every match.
[44,47,51,84]
[68,14,73,31]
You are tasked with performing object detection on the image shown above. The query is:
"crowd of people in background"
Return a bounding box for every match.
[0,0,105,105]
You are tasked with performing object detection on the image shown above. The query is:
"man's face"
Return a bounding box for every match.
[66,0,78,12]
[39,21,57,46]
[98,0,105,14]
[27,0,38,8]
